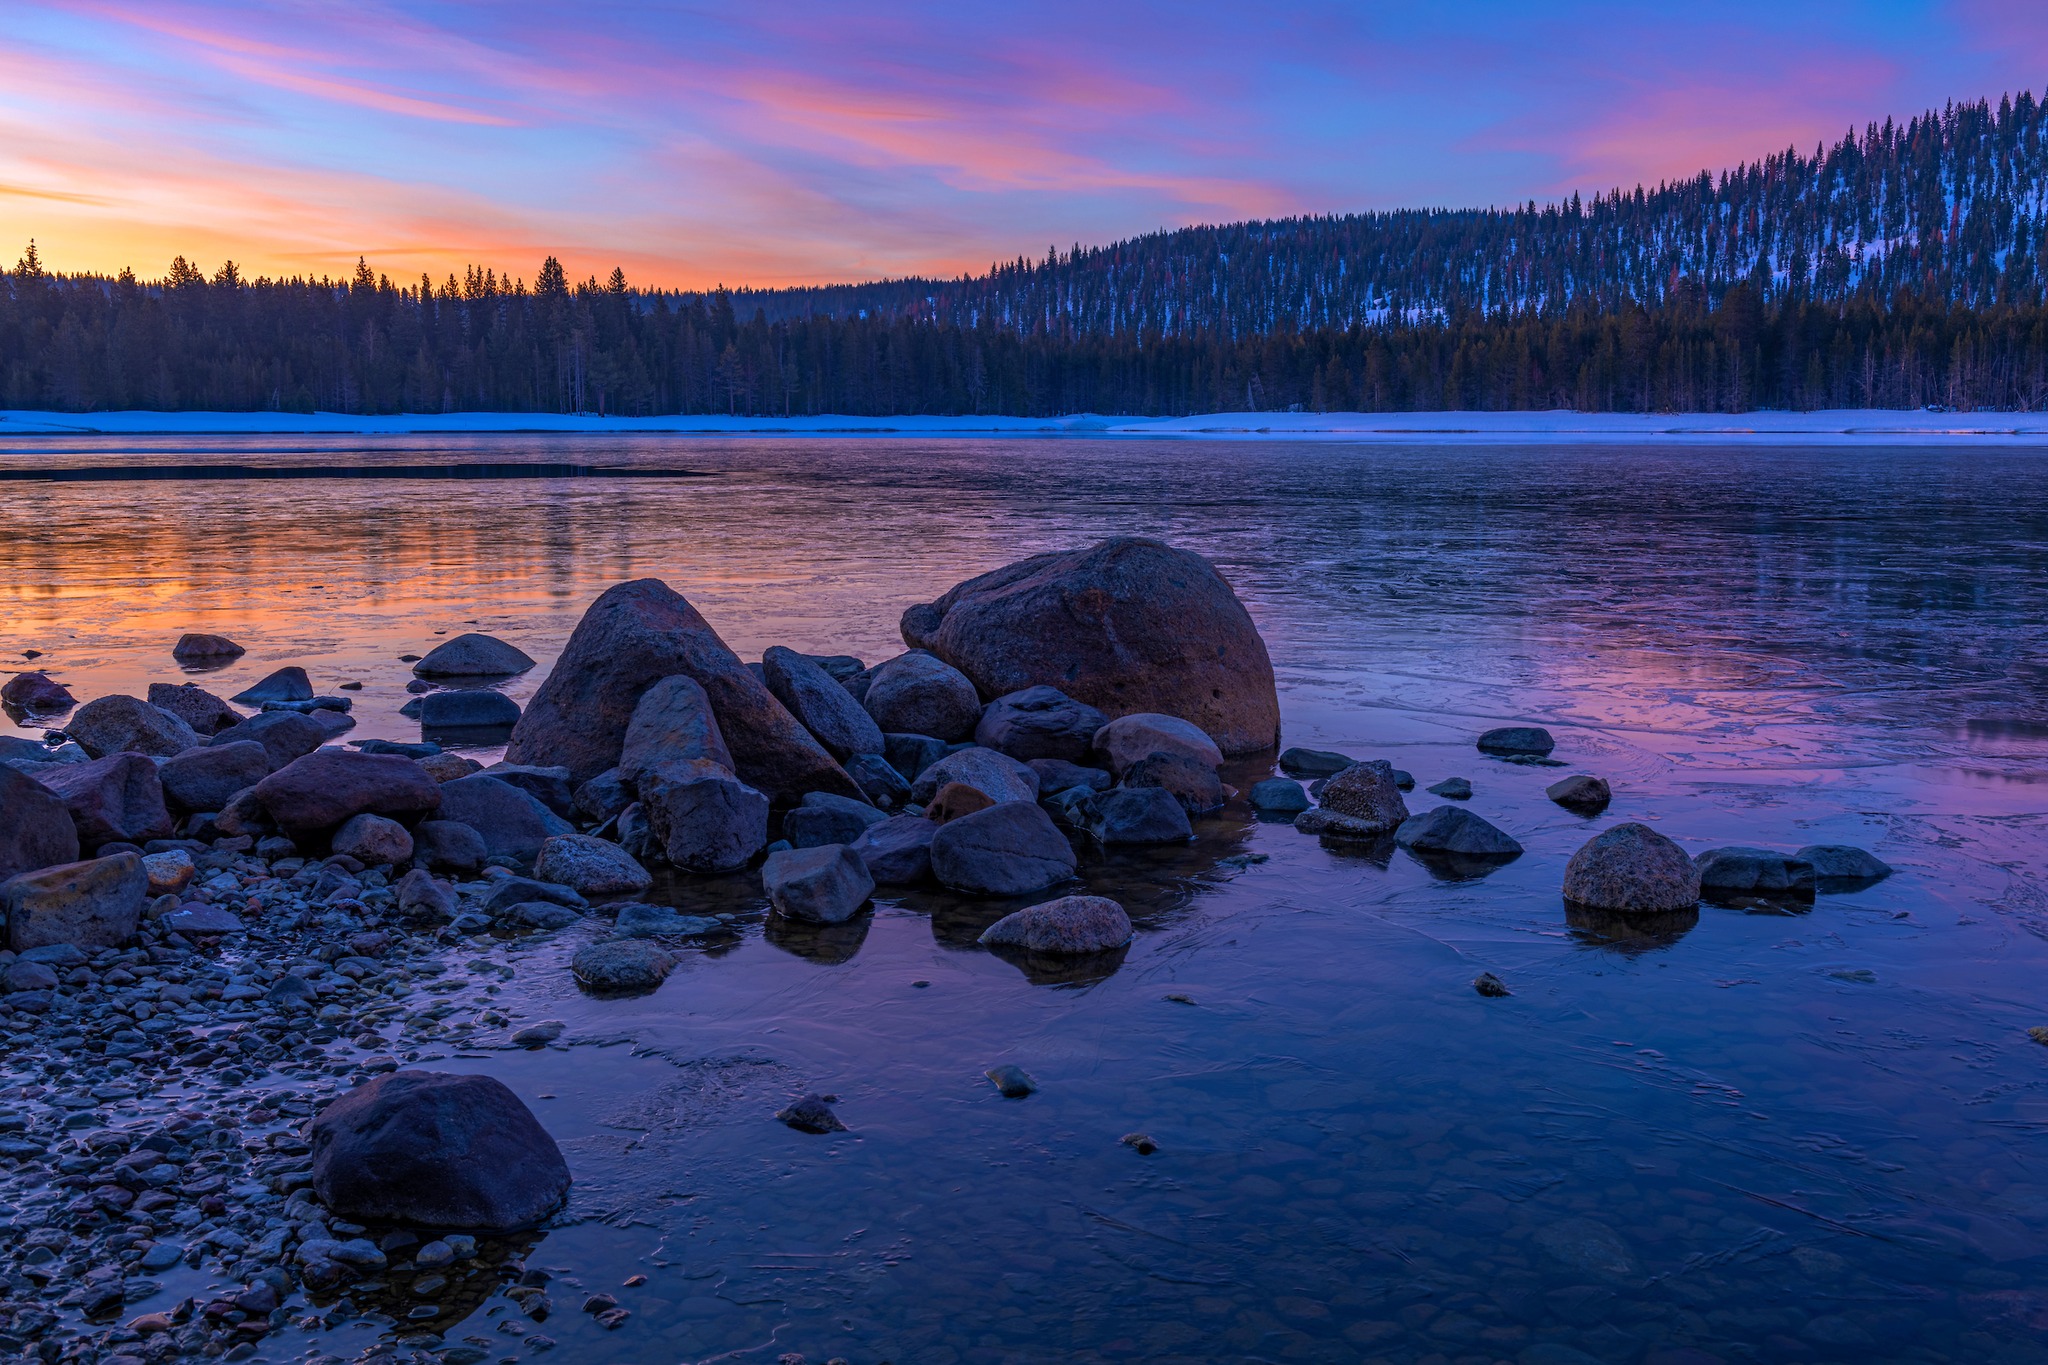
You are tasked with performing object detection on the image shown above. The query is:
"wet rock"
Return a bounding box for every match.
[776,1094,847,1134]
[35,753,175,847]
[929,801,1078,896]
[1293,760,1409,839]
[1478,725,1555,757]
[484,877,586,914]
[1249,777,1310,814]
[851,815,938,884]
[612,903,719,937]
[861,651,983,742]
[783,792,887,848]
[144,682,241,736]
[763,844,874,923]
[412,633,536,677]
[253,750,442,835]
[573,768,634,825]
[763,646,886,760]
[901,537,1280,755]
[639,767,769,873]
[1796,844,1893,886]
[1425,776,1471,799]
[0,764,79,879]
[160,903,245,934]
[419,689,521,729]
[66,694,201,759]
[973,685,1108,763]
[331,813,414,866]
[1091,712,1224,778]
[985,1064,1037,1098]
[310,1070,571,1232]
[172,632,245,662]
[1078,786,1193,845]
[159,740,270,812]
[1474,972,1512,997]
[505,578,856,800]
[231,666,313,705]
[927,781,996,824]
[979,894,1132,954]
[1,851,146,950]
[435,774,571,865]
[843,752,911,809]
[571,939,675,992]
[510,1021,564,1046]
[209,709,327,770]
[1547,774,1612,814]
[1,670,74,713]
[412,819,488,875]
[617,675,736,785]
[1533,1217,1640,1281]
[883,733,949,786]
[1121,1133,1158,1155]
[1695,846,1816,897]
[1278,746,1355,777]
[1563,822,1701,912]
[533,833,652,896]
[1122,751,1227,815]
[1027,758,1111,796]
[140,847,195,895]
[908,745,1039,810]
[508,901,582,929]
[1395,806,1523,857]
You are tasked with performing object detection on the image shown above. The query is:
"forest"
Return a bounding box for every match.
[7,93,2048,416]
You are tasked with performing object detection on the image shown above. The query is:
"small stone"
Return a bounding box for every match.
[1474,972,1511,997]
[2028,1026,2048,1046]
[511,1021,565,1046]
[1121,1133,1158,1155]
[985,1064,1037,1097]
[776,1094,847,1133]
[1425,776,1471,799]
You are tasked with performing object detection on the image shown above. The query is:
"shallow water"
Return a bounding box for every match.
[5,435,2048,1364]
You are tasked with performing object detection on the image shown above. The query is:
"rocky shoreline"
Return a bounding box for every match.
[0,535,1897,1364]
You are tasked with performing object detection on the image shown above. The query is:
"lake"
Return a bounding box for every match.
[4,434,2048,1365]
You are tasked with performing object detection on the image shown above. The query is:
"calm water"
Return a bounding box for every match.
[5,436,2048,1364]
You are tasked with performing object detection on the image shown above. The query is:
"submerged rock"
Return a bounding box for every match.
[776,1094,848,1134]
[412,632,536,677]
[978,894,1132,954]
[900,537,1280,756]
[985,1064,1038,1098]
[1425,776,1472,800]
[1478,725,1555,757]
[310,1071,571,1233]
[1294,760,1409,839]
[861,651,983,742]
[1563,822,1700,912]
[1797,844,1893,885]
[929,801,1078,896]
[763,844,874,923]
[1,851,146,950]
[1695,846,1816,898]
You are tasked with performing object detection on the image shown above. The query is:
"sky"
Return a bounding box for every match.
[1,1,2044,290]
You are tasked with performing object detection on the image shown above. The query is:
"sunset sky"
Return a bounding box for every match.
[3,0,2043,290]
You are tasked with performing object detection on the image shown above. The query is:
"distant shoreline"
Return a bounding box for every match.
[6,408,2048,444]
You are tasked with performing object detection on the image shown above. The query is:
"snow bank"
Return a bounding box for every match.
[5,408,2048,444]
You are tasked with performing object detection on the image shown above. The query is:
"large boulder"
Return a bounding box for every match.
[928,802,1077,897]
[159,740,270,812]
[901,538,1279,756]
[1294,760,1409,838]
[762,844,874,924]
[533,834,652,896]
[34,754,174,847]
[434,775,571,865]
[66,695,200,759]
[617,675,736,785]
[252,751,443,836]
[0,765,79,880]
[209,710,326,770]
[1563,823,1700,912]
[763,647,885,760]
[505,578,855,801]
[146,682,241,736]
[851,815,938,884]
[1,852,146,950]
[861,652,983,742]
[1,671,74,714]
[639,766,769,873]
[1092,713,1223,777]
[973,686,1107,763]
[908,746,1039,806]
[309,1071,570,1233]
[412,633,536,678]
[978,895,1132,954]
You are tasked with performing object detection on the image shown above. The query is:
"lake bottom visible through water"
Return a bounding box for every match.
[1,435,2046,1365]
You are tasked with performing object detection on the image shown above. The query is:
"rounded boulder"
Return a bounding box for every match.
[1563,822,1701,912]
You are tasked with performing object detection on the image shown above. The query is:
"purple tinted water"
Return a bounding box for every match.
[4,435,2048,1364]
